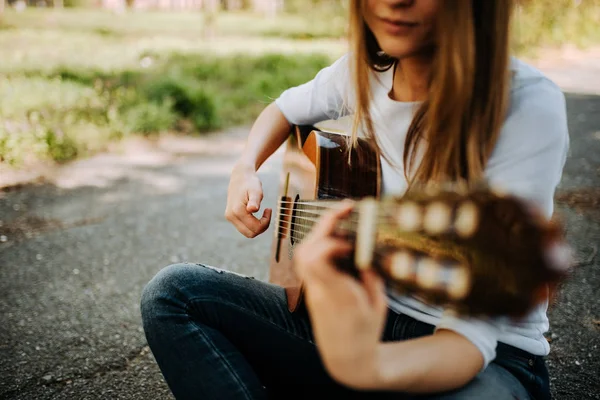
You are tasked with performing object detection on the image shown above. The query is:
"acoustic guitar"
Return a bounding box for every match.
[268,124,572,319]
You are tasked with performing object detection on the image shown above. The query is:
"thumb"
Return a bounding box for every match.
[247,188,263,213]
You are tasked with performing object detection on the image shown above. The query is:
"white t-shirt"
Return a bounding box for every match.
[274,53,570,369]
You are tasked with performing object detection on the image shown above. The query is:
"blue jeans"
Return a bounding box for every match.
[140,263,551,400]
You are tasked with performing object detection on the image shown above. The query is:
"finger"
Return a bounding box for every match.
[260,208,272,230]
[296,239,353,281]
[309,200,355,239]
[234,205,272,237]
[304,264,368,309]
[238,208,270,235]
[361,270,388,312]
[234,202,261,228]
[246,185,263,213]
[230,214,258,238]
[306,269,384,312]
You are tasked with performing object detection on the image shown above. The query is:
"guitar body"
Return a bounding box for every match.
[269,125,381,312]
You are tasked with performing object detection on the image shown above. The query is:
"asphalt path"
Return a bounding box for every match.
[1,85,599,399]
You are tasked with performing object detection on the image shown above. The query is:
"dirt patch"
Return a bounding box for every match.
[0,215,64,242]
[0,215,104,244]
[556,187,600,217]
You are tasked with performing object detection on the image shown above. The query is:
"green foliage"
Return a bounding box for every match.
[1,3,599,167]
[0,50,330,165]
[188,89,220,131]
[63,0,97,7]
[44,129,79,163]
[141,75,219,131]
[121,100,178,135]
[0,125,47,165]
[512,0,600,52]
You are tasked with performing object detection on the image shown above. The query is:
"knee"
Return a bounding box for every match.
[140,263,199,323]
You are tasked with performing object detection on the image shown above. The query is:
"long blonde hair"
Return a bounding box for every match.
[349,0,514,186]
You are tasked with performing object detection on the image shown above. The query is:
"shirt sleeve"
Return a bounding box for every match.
[484,77,570,218]
[274,53,354,125]
[435,77,570,368]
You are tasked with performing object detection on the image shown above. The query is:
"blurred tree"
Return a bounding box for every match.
[54,0,64,7]
[0,0,4,16]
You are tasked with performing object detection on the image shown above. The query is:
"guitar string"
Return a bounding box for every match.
[274,226,467,284]
[275,202,434,232]
[274,205,465,236]
[275,215,412,232]
[276,222,458,263]
[275,222,452,240]
[274,221,470,300]
[272,206,472,297]
[276,199,461,208]
[276,206,398,221]
[274,209,422,234]
[276,200,451,214]
[274,206,455,238]
[275,197,474,249]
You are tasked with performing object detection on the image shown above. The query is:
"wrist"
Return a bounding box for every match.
[326,346,383,390]
[334,343,411,391]
[234,157,258,173]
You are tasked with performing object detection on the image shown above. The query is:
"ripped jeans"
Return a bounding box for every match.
[140,263,551,400]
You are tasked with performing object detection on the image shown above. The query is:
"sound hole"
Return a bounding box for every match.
[290,194,300,246]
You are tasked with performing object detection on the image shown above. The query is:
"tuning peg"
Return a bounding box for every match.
[389,250,415,281]
[415,257,441,289]
[423,201,452,235]
[454,201,479,238]
[395,201,422,232]
[445,267,471,300]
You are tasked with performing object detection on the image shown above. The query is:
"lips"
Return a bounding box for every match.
[381,17,418,28]
[378,16,419,35]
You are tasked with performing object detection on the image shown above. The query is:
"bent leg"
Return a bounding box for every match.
[141,262,347,399]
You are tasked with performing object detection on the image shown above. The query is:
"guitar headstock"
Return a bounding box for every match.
[341,183,573,319]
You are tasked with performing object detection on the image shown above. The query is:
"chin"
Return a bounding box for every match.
[378,38,434,61]
[379,44,420,60]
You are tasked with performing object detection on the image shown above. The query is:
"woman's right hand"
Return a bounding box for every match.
[225,162,272,238]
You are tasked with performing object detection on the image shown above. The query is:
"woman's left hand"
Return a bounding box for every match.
[293,200,389,388]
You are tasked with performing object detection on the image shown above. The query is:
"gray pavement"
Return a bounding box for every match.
[0,128,283,399]
[1,92,600,398]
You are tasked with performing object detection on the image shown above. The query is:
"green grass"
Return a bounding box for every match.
[1,2,599,166]
[512,0,600,55]
[0,50,332,165]
[0,9,343,166]
[0,8,348,40]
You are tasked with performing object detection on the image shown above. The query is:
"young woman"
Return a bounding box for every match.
[141,1,569,399]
